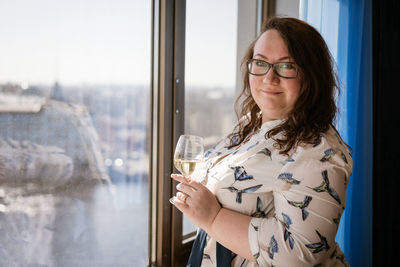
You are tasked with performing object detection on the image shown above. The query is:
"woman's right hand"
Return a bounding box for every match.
[170,173,221,232]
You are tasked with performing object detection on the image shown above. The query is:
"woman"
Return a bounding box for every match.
[171,17,352,266]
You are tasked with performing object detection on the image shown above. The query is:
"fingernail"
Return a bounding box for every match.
[169,197,176,204]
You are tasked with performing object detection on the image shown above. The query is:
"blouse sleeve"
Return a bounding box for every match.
[248,136,352,266]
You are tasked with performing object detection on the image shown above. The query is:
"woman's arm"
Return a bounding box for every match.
[208,207,254,261]
[171,175,254,261]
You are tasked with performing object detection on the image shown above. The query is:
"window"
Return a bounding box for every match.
[183,0,238,235]
[0,1,151,266]
[0,1,264,266]
[150,1,262,265]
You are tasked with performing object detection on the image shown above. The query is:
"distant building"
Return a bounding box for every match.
[51,81,66,102]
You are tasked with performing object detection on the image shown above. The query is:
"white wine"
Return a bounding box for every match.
[174,159,200,176]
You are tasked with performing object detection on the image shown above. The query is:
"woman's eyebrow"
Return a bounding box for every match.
[253,53,292,61]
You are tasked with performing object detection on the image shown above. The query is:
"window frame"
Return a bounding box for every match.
[149,1,273,266]
[149,0,186,266]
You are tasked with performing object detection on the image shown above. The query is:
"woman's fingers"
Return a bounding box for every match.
[172,196,190,213]
[176,191,189,202]
[176,182,196,196]
[171,173,203,190]
[171,173,188,183]
[170,174,197,205]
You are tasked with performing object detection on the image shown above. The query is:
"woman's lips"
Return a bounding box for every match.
[260,89,282,95]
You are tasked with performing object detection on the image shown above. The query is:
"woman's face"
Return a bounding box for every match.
[249,29,301,123]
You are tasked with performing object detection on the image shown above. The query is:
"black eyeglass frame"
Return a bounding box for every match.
[246,58,299,79]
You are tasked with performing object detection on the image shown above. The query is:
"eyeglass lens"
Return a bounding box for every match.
[248,59,297,78]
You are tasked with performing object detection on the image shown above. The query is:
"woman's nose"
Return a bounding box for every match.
[262,67,280,84]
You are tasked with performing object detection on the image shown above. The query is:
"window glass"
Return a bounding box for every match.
[0,1,151,266]
[184,0,238,235]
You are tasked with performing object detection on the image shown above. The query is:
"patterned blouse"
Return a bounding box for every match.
[193,119,352,267]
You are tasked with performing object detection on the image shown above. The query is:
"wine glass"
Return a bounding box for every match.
[173,135,204,177]
[170,135,204,204]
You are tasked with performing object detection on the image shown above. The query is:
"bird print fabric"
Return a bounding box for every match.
[193,119,352,267]
[282,213,295,250]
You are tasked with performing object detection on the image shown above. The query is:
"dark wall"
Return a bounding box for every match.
[373,0,400,266]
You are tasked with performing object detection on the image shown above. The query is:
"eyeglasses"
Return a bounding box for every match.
[247,58,298,79]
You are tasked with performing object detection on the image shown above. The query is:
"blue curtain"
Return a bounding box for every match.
[300,0,372,266]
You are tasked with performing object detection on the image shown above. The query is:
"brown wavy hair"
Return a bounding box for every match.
[229,16,339,154]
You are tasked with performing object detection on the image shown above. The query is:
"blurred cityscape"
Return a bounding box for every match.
[0,82,236,183]
[0,81,236,266]
[0,82,150,184]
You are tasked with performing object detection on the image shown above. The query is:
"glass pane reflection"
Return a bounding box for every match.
[0,1,150,266]
[184,0,238,236]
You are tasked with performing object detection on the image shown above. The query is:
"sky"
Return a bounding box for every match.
[0,0,237,88]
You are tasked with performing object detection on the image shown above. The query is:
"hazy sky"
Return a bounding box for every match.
[0,0,237,88]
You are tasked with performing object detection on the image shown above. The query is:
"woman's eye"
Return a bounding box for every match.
[255,61,268,67]
[279,63,294,69]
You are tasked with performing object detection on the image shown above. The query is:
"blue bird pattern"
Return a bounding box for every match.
[267,235,279,259]
[253,252,260,261]
[312,134,323,147]
[282,213,293,227]
[257,147,272,159]
[223,184,263,203]
[196,124,351,266]
[232,166,254,181]
[277,172,300,184]
[287,195,312,220]
[280,157,295,166]
[330,248,345,261]
[320,148,336,162]
[305,230,330,253]
[282,213,295,250]
[308,170,341,205]
[252,197,266,218]
[251,222,259,231]
[333,213,341,224]
[341,151,348,164]
[232,135,239,145]
[246,141,260,151]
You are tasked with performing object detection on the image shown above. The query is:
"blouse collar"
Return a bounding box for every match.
[260,118,286,131]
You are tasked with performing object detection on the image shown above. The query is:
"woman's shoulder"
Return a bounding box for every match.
[292,126,352,172]
[273,127,352,195]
